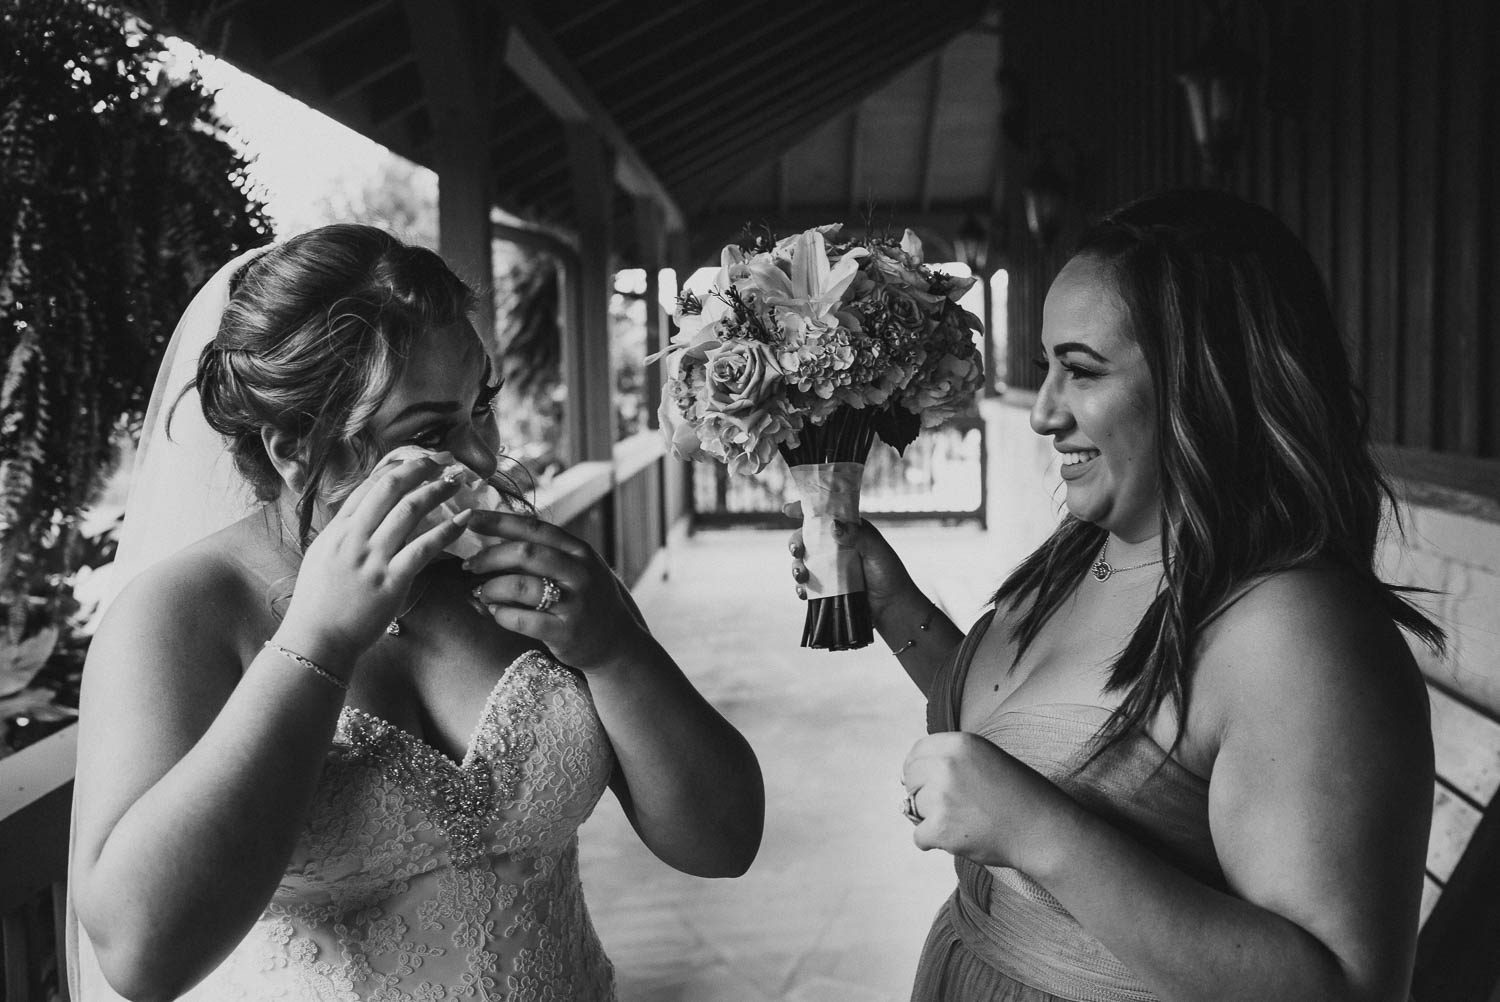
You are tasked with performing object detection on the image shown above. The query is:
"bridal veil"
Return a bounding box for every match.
[67,242,272,1002]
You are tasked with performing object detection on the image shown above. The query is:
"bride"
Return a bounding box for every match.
[66,224,764,1001]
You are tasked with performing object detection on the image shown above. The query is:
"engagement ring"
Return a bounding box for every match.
[535,576,562,613]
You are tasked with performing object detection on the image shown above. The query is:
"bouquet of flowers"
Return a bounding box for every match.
[654,224,984,650]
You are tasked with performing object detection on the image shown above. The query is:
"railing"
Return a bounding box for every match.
[0,725,75,1001]
[691,414,988,528]
[534,429,675,588]
[0,431,680,1000]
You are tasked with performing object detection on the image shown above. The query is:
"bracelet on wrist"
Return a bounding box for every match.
[264,641,349,692]
[890,602,938,656]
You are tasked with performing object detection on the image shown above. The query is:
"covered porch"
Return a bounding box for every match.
[5,0,1500,999]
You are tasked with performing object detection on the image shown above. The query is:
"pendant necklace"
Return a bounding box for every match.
[386,574,432,637]
[1090,540,1163,582]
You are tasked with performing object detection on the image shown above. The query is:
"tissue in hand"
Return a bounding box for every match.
[377,445,503,560]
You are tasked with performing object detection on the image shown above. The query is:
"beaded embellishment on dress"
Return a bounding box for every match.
[174,650,619,1002]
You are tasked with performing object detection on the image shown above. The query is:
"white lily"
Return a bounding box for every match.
[759,229,867,326]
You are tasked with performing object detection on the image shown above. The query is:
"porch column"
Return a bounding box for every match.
[565,122,615,465]
[636,200,668,430]
[661,227,695,531]
[402,0,495,343]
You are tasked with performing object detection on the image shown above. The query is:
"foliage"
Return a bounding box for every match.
[0,0,270,650]
[312,156,439,250]
[494,249,565,480]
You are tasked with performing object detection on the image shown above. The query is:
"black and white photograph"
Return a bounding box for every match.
[2,1,1498,1000]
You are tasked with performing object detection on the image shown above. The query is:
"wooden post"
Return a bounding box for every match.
[979,266,1000,397]
[636,200,668,430]
[402,0,496,345]
[662,227,694,532]
[564,122,616,467]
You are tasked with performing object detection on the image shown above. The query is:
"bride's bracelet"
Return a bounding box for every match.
[264,641,349,692]
[889,602,937,656]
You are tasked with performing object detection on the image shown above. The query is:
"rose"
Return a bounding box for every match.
[704,338,783,416]
[903,348,984,429]
[868,244,930,291]
[870,284,930,332]
[698,398,802,476]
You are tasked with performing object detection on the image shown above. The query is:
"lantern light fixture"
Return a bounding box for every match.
[1176,27,1259,185]
[954,213,989,275]
[1023,158,1068,247]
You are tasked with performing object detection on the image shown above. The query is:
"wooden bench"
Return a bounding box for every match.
[1413,680,1500,1001]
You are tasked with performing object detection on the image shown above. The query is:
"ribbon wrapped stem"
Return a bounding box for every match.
[787,461,873,650]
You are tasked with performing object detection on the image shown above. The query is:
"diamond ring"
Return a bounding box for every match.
[535,576,562,613]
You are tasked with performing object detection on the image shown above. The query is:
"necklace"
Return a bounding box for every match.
[386,574,432,637]
[1090,540,1163,582]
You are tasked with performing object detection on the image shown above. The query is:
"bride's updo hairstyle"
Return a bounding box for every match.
[189,223,475,546]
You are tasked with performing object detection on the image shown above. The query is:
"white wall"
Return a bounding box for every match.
[1380,502,1500,715]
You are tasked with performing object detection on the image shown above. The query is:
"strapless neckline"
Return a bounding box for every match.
[945,611,1208,785]
[339,647,559,769]
[987,702,1209,786]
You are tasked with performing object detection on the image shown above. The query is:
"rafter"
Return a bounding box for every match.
[917,53,945,211]
[551,0,635,39]
[596,0,814,101]
[775,155,788,218]
[327,52,415,103]
[266,0,392,68]
[624,3,881,132]
[846,107,863,213]
[571,0,701,67]
[370,95,424,134]
[665,19,959,192]
[502,6,684,231]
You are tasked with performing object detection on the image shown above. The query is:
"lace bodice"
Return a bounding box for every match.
[179,649,618,1002]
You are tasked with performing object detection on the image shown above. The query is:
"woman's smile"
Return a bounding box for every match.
[1058,449,1100,479]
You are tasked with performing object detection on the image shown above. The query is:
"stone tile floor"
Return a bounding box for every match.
[579,524,1024,1002]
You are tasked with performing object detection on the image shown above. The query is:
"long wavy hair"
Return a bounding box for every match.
[179,223,523,547]
[994,188,1444,757]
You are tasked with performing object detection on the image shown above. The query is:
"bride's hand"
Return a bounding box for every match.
[461,511,652,673]
[276,454,472,667]
[784,504,921,620]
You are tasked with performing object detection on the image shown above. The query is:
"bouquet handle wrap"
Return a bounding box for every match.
[789,462,873,650]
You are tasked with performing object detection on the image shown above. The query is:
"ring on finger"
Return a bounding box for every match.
[471,584,487,606]
[901,792,923,825]
[535,576,562,613]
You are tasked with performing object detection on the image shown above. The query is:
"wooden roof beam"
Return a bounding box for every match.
[266,0,393,68]
[667,19,959,192]
[917,53,945,211]
[503,7,685,233]
[846,107,863,214]
[327,52,415,103]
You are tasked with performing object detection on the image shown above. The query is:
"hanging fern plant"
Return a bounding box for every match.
[0,0,270,647]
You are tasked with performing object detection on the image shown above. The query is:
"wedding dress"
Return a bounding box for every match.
[68,245,620,1001]
[177,648,618,1001]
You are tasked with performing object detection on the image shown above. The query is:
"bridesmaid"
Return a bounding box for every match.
[796,188,1441,1002]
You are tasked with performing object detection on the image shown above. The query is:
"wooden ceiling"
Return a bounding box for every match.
[145,0,997,261]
